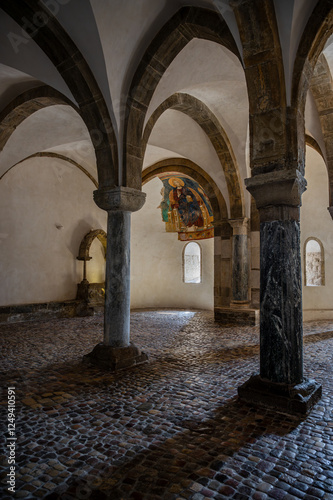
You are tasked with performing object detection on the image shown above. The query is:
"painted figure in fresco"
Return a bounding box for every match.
[168,177,204,229]
[157,186,169,221]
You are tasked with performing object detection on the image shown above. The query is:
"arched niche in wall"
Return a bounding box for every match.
[304,237,325,287]
[77,229,107,262]
[76,229,107,309]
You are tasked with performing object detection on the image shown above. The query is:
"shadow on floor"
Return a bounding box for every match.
[43,397,305,500]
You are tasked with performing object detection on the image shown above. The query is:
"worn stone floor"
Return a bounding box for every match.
[0,310,333,500]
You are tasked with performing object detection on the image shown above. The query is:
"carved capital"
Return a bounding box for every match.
[229,217,249,235]
[94,187,146,213]
[245,170,307,209]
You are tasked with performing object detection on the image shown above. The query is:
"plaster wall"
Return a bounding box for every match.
[0,106,92,178]
[0,156,106,306]
[131,177,214,310]
[148,110,230,215]
[301,146,333,320]
[143,145,185,170]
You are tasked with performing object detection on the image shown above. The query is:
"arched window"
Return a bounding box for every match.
[305,238,325,286]
[183,242,201,283]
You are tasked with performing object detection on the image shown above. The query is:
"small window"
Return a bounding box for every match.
[184,242,201,283]
[305,238,325,286]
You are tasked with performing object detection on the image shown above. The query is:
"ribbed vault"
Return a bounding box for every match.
[124,6,241,190]
[1,0,118,188]
[143,93,244,218]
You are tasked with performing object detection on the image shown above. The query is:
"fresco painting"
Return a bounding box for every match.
[157,173,214,241]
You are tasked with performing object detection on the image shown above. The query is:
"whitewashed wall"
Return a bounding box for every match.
[0,156,106,306]
[131,177,214,310]
[301,146,333,320]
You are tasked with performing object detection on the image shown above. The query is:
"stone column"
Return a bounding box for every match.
[229,218,250,307]
[83,187,148,370]
[238,170,322,414]
[213,220,232,308]
[214,219,258,326]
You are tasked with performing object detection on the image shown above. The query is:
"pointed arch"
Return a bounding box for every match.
[124,6,241,189]
[143,93,244,218]
[1,0,118,188]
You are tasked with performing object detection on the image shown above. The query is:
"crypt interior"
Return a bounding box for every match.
[1,0,333,499]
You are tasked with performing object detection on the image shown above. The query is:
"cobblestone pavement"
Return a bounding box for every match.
[1,310,333,500]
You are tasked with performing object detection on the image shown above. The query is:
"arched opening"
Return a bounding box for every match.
[183,242,201,284]
[304,238,325,287]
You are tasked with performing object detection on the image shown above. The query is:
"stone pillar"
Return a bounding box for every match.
[214,219,258,326]
[83,187,148,370]
[238,170,322,414]
[213,221,232,308]
[229,218,250,307]
[104,210,131,347]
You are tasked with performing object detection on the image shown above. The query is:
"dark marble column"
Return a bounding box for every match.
[260,219,302,384]
[83,187,148,370]
[238,171,322,414]
[229,218,250,306]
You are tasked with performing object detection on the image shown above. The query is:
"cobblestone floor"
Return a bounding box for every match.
[0,310,333,500]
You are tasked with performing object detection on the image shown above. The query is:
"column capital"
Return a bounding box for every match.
[245,169,307,208]
[245,170,306,222]
[229,217,249,235]
[94,186,146,213]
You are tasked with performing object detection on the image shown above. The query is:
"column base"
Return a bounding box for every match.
[238,374,322,415]
[83,342,148,371]
[214,306,259,326]
[230,300,251,309]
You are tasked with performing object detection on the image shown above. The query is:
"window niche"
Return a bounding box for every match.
[183,241,201,283]
[304,238,325,287]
